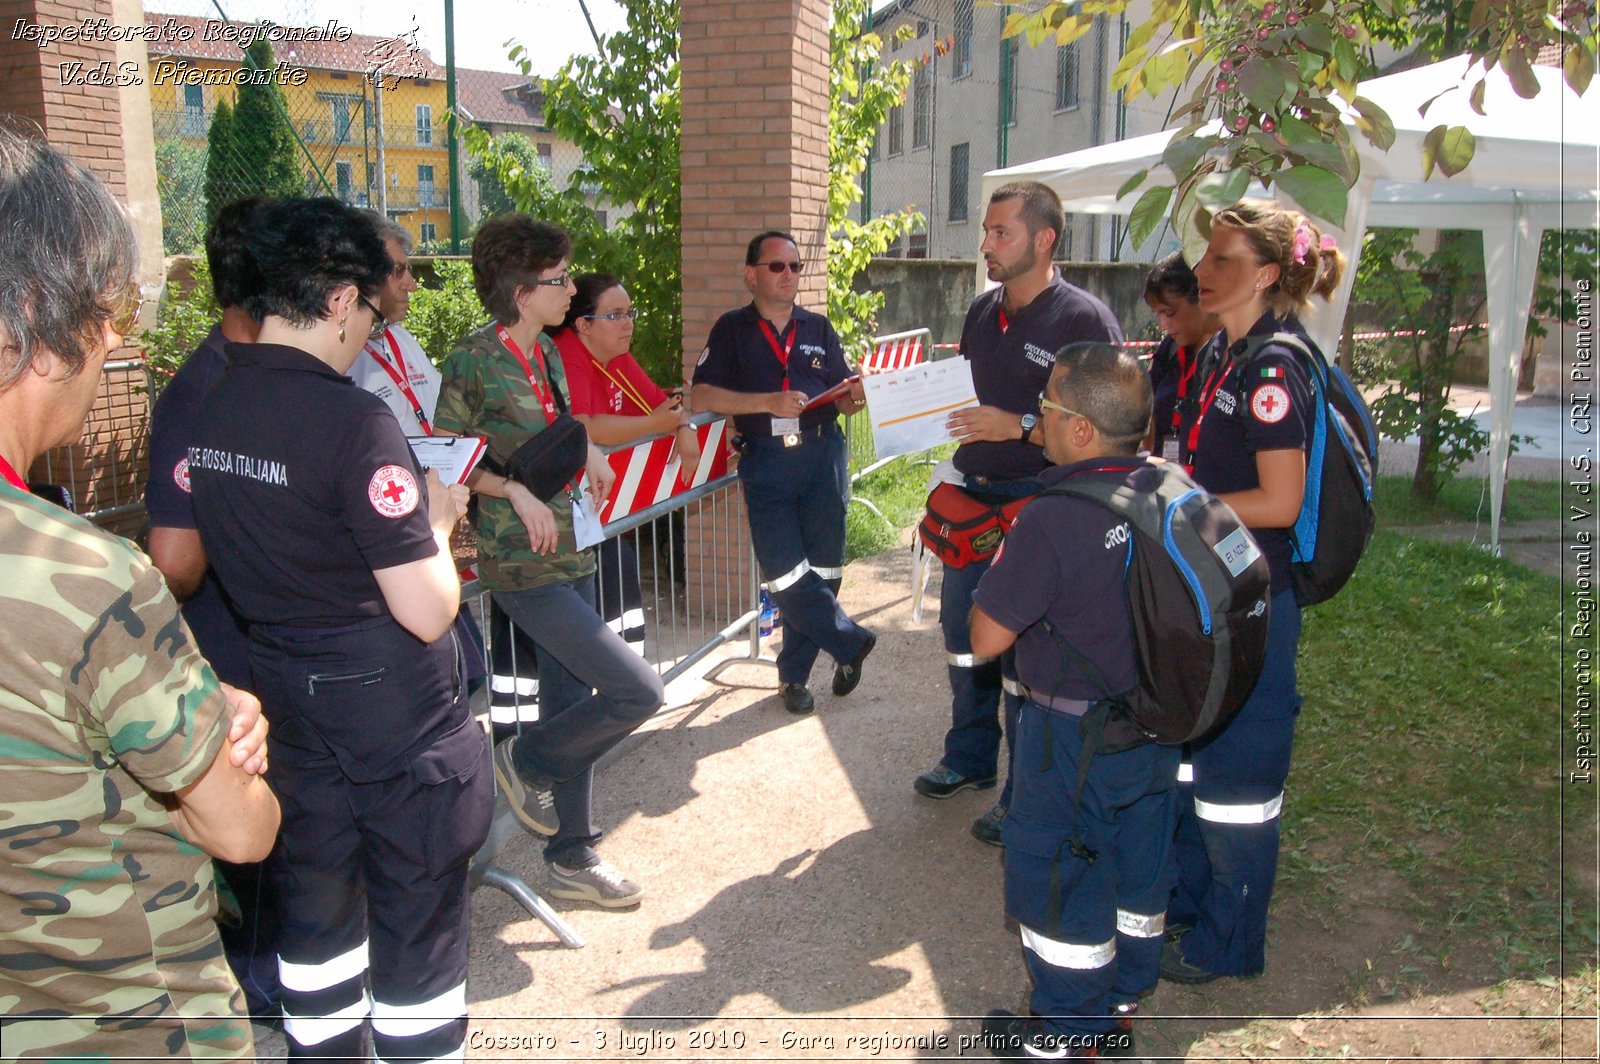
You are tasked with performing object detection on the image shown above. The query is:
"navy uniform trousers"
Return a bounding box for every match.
[939,555,1022,807]
[737,424,872,685]
[1169,586,1303,976]
[250,617,494,1063]
[1002,702,1180,1039]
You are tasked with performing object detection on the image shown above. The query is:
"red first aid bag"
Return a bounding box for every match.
[918,482,1032,569]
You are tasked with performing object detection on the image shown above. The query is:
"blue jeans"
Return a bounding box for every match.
[494,574,663,868]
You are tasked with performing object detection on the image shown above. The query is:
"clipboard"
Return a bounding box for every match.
[406,435,488,485]
[802,374,862,412]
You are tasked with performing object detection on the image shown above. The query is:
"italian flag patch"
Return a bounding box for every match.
[1260,366,1285,378]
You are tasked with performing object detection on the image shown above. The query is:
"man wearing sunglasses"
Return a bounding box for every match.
[915,181,1123,850]
[970,344,1174,1061]
[691,230,876,716]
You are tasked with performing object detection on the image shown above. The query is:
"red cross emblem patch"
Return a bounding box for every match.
[368,465,420,518]
[1251,384,1290,424]
[173,457,191,494]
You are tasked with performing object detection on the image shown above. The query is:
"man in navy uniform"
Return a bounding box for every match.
[972,343,1178,1060]
[143,195,280,1020]
[692,230,876,715]
[916,181,1123,848]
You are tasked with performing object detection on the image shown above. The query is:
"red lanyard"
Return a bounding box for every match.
[1170,344,1199,431]
[0,454,25,491]
[758,319,795,391]
[998,307,1010,334]
[366,329,432,434]
[1184,347,1235,470]
[496,324,559,426]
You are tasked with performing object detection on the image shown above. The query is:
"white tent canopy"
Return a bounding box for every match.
[982,55,1599,549]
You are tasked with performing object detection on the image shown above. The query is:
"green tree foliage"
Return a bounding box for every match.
[829,0,924,361]
[156,138,207,255]
[1352,228,1495,500]
[203,41,304,222]
[467,132,559,224]
[202,99,241,226]
[406,260,487,365]
[1003,0,1595,254]
[143,258,219,401]
[483,0,680,385]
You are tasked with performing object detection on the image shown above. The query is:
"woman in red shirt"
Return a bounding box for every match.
[551,274,701,651]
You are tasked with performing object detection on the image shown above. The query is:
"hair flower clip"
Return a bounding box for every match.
[1291,223,1312,265]
[1319,233,1338,251]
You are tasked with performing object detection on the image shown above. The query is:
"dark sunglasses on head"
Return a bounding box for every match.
[754,260,804,275]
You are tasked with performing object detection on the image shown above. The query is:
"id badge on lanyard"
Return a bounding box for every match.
[759,319,800,437]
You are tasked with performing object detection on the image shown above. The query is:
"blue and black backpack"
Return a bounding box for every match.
[1240,332,1379,606]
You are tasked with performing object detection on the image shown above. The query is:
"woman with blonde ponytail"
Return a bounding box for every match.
[1161,200,1346,987]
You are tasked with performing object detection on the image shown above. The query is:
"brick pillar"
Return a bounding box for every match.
[680,0,832,620]
[0,0,128,199]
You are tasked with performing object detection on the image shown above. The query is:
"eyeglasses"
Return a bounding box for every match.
[358,295,387,339]
[754,261,805,275]
[584,309,638,322]
[528,271,572,288]
[1038,392,1087,421]
[108,282,143,336]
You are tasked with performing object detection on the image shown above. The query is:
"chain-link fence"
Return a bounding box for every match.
[859,1,1181,264]
[146,1,595,257]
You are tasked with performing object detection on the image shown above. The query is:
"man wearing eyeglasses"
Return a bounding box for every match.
[915,181,1123,851]
[349,214,439,438]
[691,230,876,716]
[969,343,1173,1061]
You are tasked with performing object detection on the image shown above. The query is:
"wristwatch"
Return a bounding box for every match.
[1019,413,1038,444]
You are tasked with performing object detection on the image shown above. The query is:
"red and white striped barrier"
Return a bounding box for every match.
[600,417,733,524]
[863,336,926,373]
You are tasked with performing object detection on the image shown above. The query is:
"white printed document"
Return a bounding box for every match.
[406,435,487,485]
[862,358,978,460]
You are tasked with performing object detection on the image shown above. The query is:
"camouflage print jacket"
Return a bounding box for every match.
[435,322,596,592]
[0,483,250,1060]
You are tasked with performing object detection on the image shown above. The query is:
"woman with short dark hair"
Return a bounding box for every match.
[436,215,663,909]
[188,196,489,1061]
[1142,253,1219,455]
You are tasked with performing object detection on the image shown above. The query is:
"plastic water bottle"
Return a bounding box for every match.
[759,585,778,637]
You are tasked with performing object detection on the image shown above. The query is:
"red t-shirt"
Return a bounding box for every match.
[552,330,667,418]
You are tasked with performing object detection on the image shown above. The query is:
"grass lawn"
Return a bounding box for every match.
[1374,473,1562,526]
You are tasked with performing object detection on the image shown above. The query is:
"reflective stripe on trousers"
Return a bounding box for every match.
[947,650,998,668]
[1193,791,1284,824]
[1020,925,1116,970]
[1115,909,1165,939]
[769,558,810,592]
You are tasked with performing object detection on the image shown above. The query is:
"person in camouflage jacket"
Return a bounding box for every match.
[436,216,662,909]
[0,124,278,1062]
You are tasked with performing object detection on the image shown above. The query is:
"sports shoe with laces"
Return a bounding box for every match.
[971,802,1007,847]
[547,860,643,908]
[914,762,998,799]
[1158,939,1261,984]
[979,1011,1136,1059]
[492,736,558,837]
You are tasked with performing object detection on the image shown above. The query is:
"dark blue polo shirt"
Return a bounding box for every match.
[143,325,251,686]
[190,341,437,627]
[973,456,1138,703]
[693,303,853,437]
[955,273,1123,482]
[1188,311,1314,591]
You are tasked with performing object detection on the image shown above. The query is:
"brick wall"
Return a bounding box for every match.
[0,0,128,199]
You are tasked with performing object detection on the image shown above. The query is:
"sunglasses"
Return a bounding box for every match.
[358,295,387,339]
[753,260,805,275]
[108,282,143,336]
[584,309,638,322]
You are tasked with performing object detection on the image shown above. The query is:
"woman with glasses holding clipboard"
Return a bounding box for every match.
[551,273,701,655]
[434,216,662,910]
